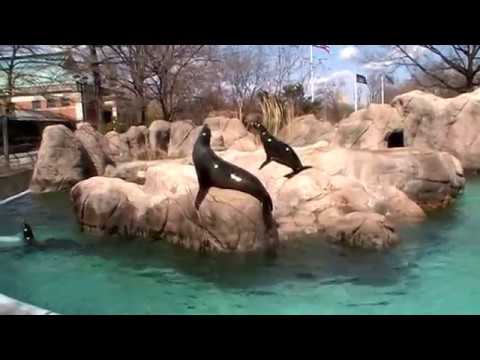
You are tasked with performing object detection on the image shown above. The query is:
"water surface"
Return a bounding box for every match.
[0,179,478,315]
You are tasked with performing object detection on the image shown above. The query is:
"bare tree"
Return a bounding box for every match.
[144,45,214,121]
[89,46,105,132]
[60,45,109,130]
[0,45,62,115]
[363,45,480,94]
[270,45,307,95]
[101,45,150,125]
[221,45,270,119]
[315,79,353,122]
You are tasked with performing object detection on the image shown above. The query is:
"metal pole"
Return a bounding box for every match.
[2,116,9,169]
[354,73,358,112]
[310,45,314,102]
[80,82,86,123]
[381,74,385,105]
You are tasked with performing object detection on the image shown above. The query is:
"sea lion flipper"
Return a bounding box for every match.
[284,165,313,179]
[259,158,271,170]
[194,185,210,210]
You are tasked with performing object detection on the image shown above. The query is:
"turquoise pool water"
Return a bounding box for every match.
[0,179,479,315]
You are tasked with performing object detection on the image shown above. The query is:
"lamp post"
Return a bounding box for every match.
[74,75,88,123]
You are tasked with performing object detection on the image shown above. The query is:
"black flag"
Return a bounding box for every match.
[356,74,368,85]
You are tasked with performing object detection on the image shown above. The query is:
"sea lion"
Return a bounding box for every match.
[22,223,37,247]
[252,121,312,179]
[192,124,275,232]
[22,222,83,251]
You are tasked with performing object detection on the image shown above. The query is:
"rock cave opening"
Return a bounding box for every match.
[385,129,405,148]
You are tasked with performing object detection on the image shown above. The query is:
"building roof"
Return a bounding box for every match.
[2,110,73,123]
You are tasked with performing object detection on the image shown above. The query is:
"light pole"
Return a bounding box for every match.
[310,45,314,102]
[381,74,385,104]
[74,74,88,123]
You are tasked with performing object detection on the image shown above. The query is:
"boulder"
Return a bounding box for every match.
[305,147,465,210]
[30,125,97,193]
[123,126,150,160]
[71,177,148,236]
[105,131,131,163]
[391,89,480,170]
[333,89,480,171]
[278,114,335,146]
[332,104,405,149]
[167,120,202,159]
[203,116,255,151]
[70,140,463,252]
[149,120,170,159]
[75,122,115,175]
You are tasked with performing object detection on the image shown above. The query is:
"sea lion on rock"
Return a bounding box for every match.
[252,120,312,179]
[192,124,278,253]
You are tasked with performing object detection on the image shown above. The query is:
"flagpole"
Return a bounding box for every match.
[354,73,358,112]
[310,45,314,102]
[381,74,385,105]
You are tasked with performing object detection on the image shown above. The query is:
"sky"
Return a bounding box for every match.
[305,45,409,105]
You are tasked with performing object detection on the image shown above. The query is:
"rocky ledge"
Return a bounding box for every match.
[28,100,468,252]
[70,142,464,252]
[333,88,480,171]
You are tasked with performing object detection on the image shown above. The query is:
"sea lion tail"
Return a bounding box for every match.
[261,196,275,229]
[261,205,279,258]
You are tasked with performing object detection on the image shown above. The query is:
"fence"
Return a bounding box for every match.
[0,150,37,173]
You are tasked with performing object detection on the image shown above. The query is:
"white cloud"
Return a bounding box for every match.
[363,45,429,71]
[363,60,393,71]
[315,70,354,85]
[339,46,359,60]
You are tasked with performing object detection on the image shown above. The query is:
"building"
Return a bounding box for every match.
[0,51,117,129]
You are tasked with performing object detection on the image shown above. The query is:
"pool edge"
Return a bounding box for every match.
[0,293,59,315]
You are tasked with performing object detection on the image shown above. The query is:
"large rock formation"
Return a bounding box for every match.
[149,120,170,159]
[167,120,201,159]
[30,112,338,193]
[70,142,464,253]
[104,131,131,163]
[333,89,480,170]
[392,89,480,170]
[203,116,253,150]
[75,123,114,175]
[30,125,97,193]
[104,126,152,163]
[332,104,404,149]
[123,126,151,160]
[278,114,334,147]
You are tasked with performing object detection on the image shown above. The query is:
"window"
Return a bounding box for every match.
[32,100,42,110]
[61,97,70,107]
[47,98,58,108]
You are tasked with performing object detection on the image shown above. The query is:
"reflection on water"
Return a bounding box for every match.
[0,180,479,314]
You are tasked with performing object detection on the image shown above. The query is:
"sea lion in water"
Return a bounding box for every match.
[251,119,312,179]
[20,223,82,252]
[22,223,37,247]
[192,124,277,237]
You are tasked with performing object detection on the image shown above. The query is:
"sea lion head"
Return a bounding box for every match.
[198,124,212,145]
[252,121,267,134]
[22,222,35,246]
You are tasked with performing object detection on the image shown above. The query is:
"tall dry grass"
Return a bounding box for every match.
[258,91,295,137]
